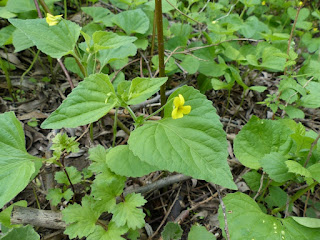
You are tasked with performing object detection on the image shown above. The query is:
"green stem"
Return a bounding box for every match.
[0,56,16,101]
[72,51,87,77]
[38,0,52,14]
[64,0,67,19]
[272,181,318,215]
[125,105,138,122]
[239,6,247,19]
[155,0,166,116]
[112,108,118,147]
[144,98,174,121]
[20,49,40,84]
[231,89,247,120]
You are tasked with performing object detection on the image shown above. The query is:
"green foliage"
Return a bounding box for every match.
[111,193,147,230]
[219,192,320,240]
[188,225,216,240]
[46,188,73,206]
[0,112,42,209]
[0,200,27,228]
[55,166,82,185]
[162,222,183,240]
[0,225,40,240]
[9,19,81,59]
[129,86,236,189]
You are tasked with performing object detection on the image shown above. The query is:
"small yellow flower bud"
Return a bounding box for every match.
[46,13,63,26]
[212,20,217,24]
[313,28,318,32]
[298,1,303,6]
[262,1,266,5]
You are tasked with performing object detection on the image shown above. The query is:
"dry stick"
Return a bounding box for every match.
[303,190,311,217]
[11,174,191,229]
[253,171,265,200]
[304,132,320,167]
[214,184,230,240]
[155,0,166,116]
[150,187,182,240]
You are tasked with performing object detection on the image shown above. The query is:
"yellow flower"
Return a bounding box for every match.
[262,1,266,5]
[298,1,303,6]
[172,94,191,119]
[46,13,63,26]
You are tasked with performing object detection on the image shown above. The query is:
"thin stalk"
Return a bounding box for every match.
[125,105,138,122]
[89,123,93,141]
[272,181,318,215]
[20,49,40,84]
[112,108,118,147]
[155,0,166,116]
[144,98,174,121]
[72,52,87,77]
[64,0,67,19]
[222,89,231,117]
[33,0,43,18]
[0,56,16,101]
[231,90,247,120]
[38,0,52,14]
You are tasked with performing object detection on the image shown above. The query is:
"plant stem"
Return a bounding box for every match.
[0,56,16,101]
[155,0,166,116]
[64,0,67,19]
[125,105,138,122]
[112,108,118,147]
[144,98,174,121]
[21,49,40,84]
[38,0,52,14]
[34,0,43,18]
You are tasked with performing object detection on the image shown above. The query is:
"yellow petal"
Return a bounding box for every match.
[46,13,63,26]
[172,108,183,119]
[182,105,191,115]
[173,95,181,108]
[178,94,185,105]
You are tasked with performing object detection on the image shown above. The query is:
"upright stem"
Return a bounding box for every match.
[38,0,52,14]
[155,0,166,116]
[0,56,16,101]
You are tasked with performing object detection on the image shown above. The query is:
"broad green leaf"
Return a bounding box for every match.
[0,112,41,209]
[9,19,81,59]
[87,223,127,240]
[129,86,236,189]
[97,43,137,68]
[179,55,200,74]
[12,29,34,52]
[259,152,295,182]
[198,61,226,77]
[112,9,149,35]
[111,193,147,230]
[1,225,40,240]
[0,7,16,19]
[0,200,27,228]
[64,57,84,78]
[291,217,320,228]
[5,0,57,13]
[106,145,159,177]
[234,116,294,169]
[126,77,168,105]
[162,222,183,240]
[46,188,73,206]
[82,6,114,27]
[219,192,320,240]
[55,166,82,185]
[41,74,117,129]
[285,106,305,119]
[92,31,137,52]
[308,163,320,182]
[188,225,216,240]
[249,86,267,92]
[285,160,311,178]
[62,196,102,239]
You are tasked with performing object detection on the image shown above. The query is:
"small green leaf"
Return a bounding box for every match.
[265,186,288,208]
[62,196,103,239]
[87,223,127,240]
[188,225,216,240]
[234,116,294,169]
[46,188,73,206]
[112,9,149,35]
[0,112,41,209]
[82,6,114,27]
[88,145,108,173]
[162,222,183,240]
[1,225,40,240]
[259,152,295,182]
[0,25,14,46]
[285,160,311,178]
[41,74,117,129]
[55,166,82,185]
[106,145,158,177]
[242,170,265,192]
[125,77,168,105]
[92,31,137,52]
[111,193,147,230]
[9,19,81,59]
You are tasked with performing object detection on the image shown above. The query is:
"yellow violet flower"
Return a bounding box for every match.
[262,1,266,5]
[46,13,63,26]
[172,94,191,119]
